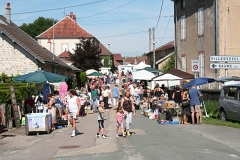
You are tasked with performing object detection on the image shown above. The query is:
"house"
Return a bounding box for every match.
[113,54,124,66]
[0,3,78,76]
[123,56,147,65]
[146,41,175,69]
[36,12,113,68]
[172,0,240,78]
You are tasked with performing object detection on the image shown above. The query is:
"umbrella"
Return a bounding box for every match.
[87,72,104,77]
[12,70,67,83]
[183,77,215,89]
[86,69,98,75]
[142,67,162,73]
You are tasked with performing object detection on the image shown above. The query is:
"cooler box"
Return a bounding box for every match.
[25,113,52,135]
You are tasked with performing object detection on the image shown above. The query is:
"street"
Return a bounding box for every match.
[1,109,240,160]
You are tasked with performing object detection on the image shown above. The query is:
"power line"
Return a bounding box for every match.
[77,0,136,19]
[9,0,107,15]
[98,30,147,38]
[155,0,164,30]
[159,16,171,45]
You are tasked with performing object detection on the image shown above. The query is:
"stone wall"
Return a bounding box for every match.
[0,37,38,76]
[200,89,220,101]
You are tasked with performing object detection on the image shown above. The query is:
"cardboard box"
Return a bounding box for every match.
[161,103,168,108]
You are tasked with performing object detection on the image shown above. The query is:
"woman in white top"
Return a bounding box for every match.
[66,89,81,137]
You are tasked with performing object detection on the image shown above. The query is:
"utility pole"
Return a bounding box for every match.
[52,22,55,60]
[149,28,152,52]
[152,27,156,69]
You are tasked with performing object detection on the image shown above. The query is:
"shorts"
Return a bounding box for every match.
[116,121,123,127]
[69,112,77,119]
[191,105,201,113]
[98,120,104,129]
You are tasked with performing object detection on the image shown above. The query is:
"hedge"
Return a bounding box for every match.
[204,100,219,118]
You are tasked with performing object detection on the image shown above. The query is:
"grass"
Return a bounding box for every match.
[202,117,240,129]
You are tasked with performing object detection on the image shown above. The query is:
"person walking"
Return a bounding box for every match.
[172,86,182,116]
[91,86,99,112]
[120,91,136,136]
[96,100,109,139]
[102,86,109,109]
[66,89,81,137]
[189,85,202,125]
[112,84,120,110]
[116,106,125,137]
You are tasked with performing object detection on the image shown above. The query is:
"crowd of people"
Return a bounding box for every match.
[44,70,203,138]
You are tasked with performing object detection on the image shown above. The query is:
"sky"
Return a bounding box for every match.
[0,0,174,57]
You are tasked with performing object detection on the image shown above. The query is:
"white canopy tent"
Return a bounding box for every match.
[134,62,150,70]
[132,70,155,80]
[152,73,183,89]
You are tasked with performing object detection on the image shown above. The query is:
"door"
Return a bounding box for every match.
[224,86,238,121]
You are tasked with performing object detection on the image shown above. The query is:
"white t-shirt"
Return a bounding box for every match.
[102,89,109,97]
[129,84,135,95]
[69,96,79,112]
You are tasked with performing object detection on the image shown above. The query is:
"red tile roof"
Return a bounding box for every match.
[99,43,111,55]
[124,56,147,65]
[37,15,93,38]
[58,50,72,58]
[155,41,174,52]
[113,54,123,61]
[114,60,121,66]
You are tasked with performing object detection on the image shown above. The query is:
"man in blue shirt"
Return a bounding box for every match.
[189,85,202,125]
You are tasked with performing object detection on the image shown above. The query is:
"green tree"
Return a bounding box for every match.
[161,53,175,73]
[70,39,101,71]
[141,53,147,56]
[20,17,58,39]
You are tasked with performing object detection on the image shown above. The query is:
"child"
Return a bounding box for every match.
[116,106,125,137]
[96,100,109,139]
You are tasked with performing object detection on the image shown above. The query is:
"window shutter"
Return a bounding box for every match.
[198,53,204,77]
[181,15,186,39]
[198,8,204,35]
[181,56,186,72]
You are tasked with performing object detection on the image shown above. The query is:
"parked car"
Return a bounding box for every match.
[218,83,240,121]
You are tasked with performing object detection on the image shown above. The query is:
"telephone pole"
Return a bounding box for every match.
[149,28,152,52]
[152,27,156,69]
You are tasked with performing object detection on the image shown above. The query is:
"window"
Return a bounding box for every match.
[223,87,237,99]
[181,55,186,72]
[181,0,186,9]
[181,15,186,40]
[198,53,204,77]
[198,7,204,36]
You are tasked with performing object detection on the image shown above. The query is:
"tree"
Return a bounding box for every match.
[20,17,58,39]
[141,53,147,56]
[161,53,175,73]
[70,39,101,72]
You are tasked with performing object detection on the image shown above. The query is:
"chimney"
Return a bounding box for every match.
[134,57,137,65]
[69,12,76,22]
[6,2,11,23]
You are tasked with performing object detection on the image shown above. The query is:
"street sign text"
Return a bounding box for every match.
[210,56,240,62]
[210,63,240,69]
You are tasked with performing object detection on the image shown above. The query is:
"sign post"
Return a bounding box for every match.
[191,60,200,78]
[210,56,240,77]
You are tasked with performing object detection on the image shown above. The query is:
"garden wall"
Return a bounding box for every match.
[200,89,220,101]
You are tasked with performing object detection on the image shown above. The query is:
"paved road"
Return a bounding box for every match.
[1,108,240,160]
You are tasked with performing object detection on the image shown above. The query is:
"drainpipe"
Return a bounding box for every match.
[215,0,219,78]
[174,0,178,69]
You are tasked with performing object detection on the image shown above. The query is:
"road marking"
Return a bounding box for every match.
[229,154,239,158]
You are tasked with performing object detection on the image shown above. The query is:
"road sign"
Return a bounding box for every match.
[191,60,200,72]
[210,56,240,62]
[210,63,240,69]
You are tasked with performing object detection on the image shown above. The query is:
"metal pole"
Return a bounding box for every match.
[194,72,197,79]
[52,22,55,60]
[149,28,152,52]
[108,43,110,67]
[152,27,155,69]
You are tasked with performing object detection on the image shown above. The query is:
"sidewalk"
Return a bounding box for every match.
[0,108,118,160]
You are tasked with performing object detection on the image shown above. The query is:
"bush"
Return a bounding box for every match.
[204,100,219,118]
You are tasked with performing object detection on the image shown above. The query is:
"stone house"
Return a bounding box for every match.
[0,3,78,76]
[146,41,175,69]
[172,0,240,78]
